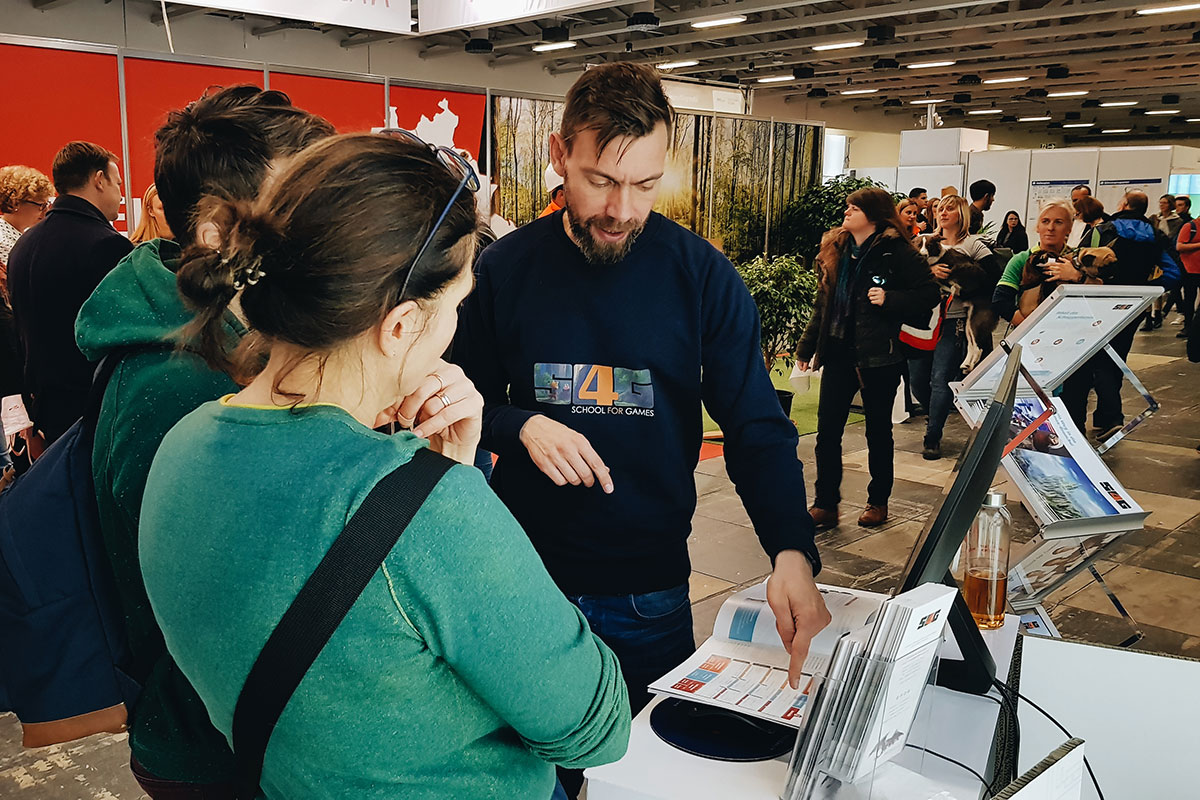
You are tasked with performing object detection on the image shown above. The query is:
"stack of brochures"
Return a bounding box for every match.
[649,581,957,795]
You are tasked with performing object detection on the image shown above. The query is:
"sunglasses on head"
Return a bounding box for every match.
[377,128,481,299]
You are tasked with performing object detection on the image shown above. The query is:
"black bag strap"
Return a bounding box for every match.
[83,344,183,433]
[231,447,454,800]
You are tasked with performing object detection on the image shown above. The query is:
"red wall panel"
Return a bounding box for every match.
[124,58,264,199]
[0,44,122,179]
[388,84,486,162]
[268,72,385,134]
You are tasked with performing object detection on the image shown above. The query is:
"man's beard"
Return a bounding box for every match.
[564,197,645,265]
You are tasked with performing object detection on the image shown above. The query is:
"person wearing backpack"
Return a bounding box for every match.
[73,86,334,797]
[139,133,631,799]
[1059,190,1181,439]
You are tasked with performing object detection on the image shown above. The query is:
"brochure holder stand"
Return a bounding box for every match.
[782,641,941,800]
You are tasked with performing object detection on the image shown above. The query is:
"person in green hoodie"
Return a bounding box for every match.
[75,85,335,797]
[138,133,630,799]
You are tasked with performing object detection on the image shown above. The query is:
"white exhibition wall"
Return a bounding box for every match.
[1095,146,1172,212]
[966,149,1032,232]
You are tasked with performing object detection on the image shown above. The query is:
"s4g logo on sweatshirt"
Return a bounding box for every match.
[534,363,655,416]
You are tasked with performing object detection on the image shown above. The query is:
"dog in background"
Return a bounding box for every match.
[919,236,998,373]
[1017,246,1116,319]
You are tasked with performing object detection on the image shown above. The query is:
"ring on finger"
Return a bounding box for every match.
[430,372,446,394]
[435,392,453,410]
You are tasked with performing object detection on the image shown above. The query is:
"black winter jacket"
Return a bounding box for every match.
[797,226,939,369]
[7,195,132,442]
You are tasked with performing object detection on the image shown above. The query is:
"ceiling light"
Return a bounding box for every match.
[1100,101,1137,107]
[692,15,747,29]
[757,75,793,83]
[1047,91,1088,98]
[983,76,1029,84]
[1019,116,1052,122]
[1146,109,1181,115]
[658,59,700,70]
[1188,118,1200,122]
[1102,128,1132,133]
[626,11,661,31]
[969,108,1005,115]
[532,40,577,52]
[907,60,956,69]
[1137,3,1200,15]
[1063,122,1095,128]
[812,40,865,51]
[841,88,879,95]
[911,98,947,104]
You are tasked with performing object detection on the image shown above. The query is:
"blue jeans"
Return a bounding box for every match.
[908,318,966,446]
[568,583,696,714]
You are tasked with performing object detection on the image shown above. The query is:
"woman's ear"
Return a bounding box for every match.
[196,220,222,250]
[376,300,423,359]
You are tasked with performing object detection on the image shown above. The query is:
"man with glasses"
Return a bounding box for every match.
[457,65,829,789]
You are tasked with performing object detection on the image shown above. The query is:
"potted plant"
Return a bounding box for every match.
[772,175,895,267]
[735,254,819,416]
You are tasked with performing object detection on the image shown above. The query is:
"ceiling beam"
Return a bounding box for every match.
[516,0,1001,68]
[541,0,1170,74]
[664,10,1200,82]
[419,0,832,58]
[30,0,80,8]
[252,20,323,37]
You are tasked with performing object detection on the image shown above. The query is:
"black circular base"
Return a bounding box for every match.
[649,698,798,762]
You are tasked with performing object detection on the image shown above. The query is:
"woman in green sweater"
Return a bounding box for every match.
[139,133,630,799]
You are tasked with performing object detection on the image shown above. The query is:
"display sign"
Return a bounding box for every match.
[168,1,412,34]
[418,0,613,35]
[268,73,386,133]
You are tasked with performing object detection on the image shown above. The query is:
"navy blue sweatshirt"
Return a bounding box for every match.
[455,210,821,595]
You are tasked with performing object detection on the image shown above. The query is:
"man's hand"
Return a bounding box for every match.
[519,415,614,493]
[930,264,952,281]
[867,287,887,306]
[767,550,831,689]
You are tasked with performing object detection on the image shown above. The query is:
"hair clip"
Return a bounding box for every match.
[231,255,265,291]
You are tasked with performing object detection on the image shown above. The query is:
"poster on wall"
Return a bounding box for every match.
[1097,178,1165,214]
[124,58,264,224]
[1027,179,1087,219]
[419,0,613,35]
[268,72,385,133]
[385,85,485,162]
[168,1,412,34]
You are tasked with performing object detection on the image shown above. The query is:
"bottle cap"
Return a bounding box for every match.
[982,490,1006,508]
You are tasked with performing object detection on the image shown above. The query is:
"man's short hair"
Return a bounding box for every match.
[1123,191,1149,217]
[1071,184,1091,195]
[52,141,118,195]
[908,187,927,198]
[560,63,674,157]
[154,85,335,245]
[1178,195,1192,211]
[969,179,996,202]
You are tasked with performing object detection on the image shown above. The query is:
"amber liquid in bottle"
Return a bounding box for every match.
[963,568,1008,629]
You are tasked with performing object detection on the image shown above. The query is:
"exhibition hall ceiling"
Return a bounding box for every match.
[63,1,1200,139]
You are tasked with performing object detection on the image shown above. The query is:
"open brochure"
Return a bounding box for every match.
[961,395,1146,539]
[648,583,885,728]
[1008,530,1126,610]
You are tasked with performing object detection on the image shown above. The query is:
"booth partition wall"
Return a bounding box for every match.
[1,35,821,257]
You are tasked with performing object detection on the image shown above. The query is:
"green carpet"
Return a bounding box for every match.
[702,360,864,438]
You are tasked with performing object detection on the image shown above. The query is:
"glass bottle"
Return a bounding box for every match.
[963,490,1012,630]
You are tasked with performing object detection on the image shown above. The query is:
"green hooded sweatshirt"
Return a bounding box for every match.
[75,238,240,783]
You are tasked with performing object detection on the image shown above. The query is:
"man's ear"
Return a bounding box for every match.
[549,132,568,178]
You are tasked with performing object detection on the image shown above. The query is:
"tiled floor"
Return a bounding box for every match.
[2,318,1197,798]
